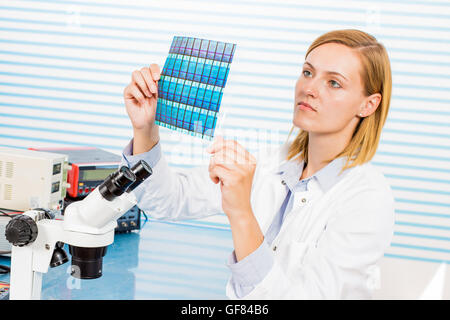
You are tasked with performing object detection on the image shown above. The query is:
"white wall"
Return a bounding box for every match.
[0,0,449,299]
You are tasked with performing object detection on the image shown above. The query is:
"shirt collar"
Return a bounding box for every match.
[277,155,349,193]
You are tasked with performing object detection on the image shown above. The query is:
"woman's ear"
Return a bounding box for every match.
[359,93,382,117]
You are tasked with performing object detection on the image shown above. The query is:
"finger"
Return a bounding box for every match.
[208,156,221,184]
[207,137,241,157]
[209,152,237,173]
[223,140,252,158]
[208,139,245,156]
[206,135,224,153]
[212,148,238,166]
[209,146,255,177]
[149,63,161,81]
[126,84,147,105]
[210,140,255,165]
[212,148,253,169]
[225,141,256,164]
[140,67,158,94]
[209,163,231,185]
[132,70,152,98]
[209,167,220,184]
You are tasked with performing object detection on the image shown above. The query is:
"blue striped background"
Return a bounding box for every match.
[0,0,449,298]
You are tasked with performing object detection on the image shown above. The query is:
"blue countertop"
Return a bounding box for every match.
[0,219,234,300]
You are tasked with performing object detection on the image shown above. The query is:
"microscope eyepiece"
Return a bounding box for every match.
[98,166,136,201]
[116,166,136,186]
[127,160,153,192]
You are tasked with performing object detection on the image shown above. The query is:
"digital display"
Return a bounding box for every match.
[80,168,117,181]
[51,181,60,193]
[53,163,61,175]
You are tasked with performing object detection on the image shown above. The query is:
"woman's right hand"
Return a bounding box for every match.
[124,64,161,131]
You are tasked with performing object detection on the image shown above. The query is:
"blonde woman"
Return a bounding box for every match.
[121,29,395,299]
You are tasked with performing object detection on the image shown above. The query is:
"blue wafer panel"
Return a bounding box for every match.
[156,36,236,139]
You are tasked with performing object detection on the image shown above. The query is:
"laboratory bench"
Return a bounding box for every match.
[0,218,234,300]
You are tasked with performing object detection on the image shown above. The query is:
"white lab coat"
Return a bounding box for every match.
[130,143,395,299]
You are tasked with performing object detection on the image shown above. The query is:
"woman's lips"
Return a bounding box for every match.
[298,102,316,112]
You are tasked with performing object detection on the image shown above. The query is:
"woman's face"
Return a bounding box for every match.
[293,42,369,135]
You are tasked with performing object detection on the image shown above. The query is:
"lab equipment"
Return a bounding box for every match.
[115,205,142,233]
[30,147,142,233]
[4,160,152,299]
[0,147,70,212]
[28,147,121,199]
[63,196,142,234]
[0,212,18,256]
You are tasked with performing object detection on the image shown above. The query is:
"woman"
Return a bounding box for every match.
[120,29,395,299]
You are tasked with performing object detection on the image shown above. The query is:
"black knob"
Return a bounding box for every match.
[5,215,38,247]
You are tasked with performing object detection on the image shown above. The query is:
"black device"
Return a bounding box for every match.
[116,206,142,233]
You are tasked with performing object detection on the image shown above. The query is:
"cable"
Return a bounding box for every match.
[0,210,12,218]
[0,265,10,275]
[142,210,148,222]
[140,210,149,229]
[0,209,22,217]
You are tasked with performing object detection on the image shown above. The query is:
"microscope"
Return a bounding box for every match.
[4,160,152,300]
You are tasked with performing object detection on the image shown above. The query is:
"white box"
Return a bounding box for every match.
[0,147,69,211]
[0,215,12,255]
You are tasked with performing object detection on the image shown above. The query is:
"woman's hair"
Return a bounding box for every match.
[286,29,392,173]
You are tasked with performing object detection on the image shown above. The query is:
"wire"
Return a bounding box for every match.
[0,210,12,218]
[0,209,22,217]
[142,210,148,222]
[0,265,10,275]
[140,210,149,229]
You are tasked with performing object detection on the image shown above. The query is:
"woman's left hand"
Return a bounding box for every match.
[207,136,257,221]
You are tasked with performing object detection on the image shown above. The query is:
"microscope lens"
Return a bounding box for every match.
[98,166,136,201]
[127,160,153,192]
[114,166,135,188]
[69,245,107,279]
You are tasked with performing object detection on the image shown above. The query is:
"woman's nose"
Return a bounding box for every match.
[299,78,319,98]
[303,80,318,98]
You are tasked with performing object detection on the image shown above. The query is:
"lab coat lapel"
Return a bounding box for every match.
[250,166,291,235]
[262,172,290,235]
[250,143,294,235]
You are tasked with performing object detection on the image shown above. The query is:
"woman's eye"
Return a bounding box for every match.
[302,70,312,77]
[330,80,341,88]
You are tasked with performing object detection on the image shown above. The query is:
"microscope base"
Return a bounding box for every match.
[9,219,114,300]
